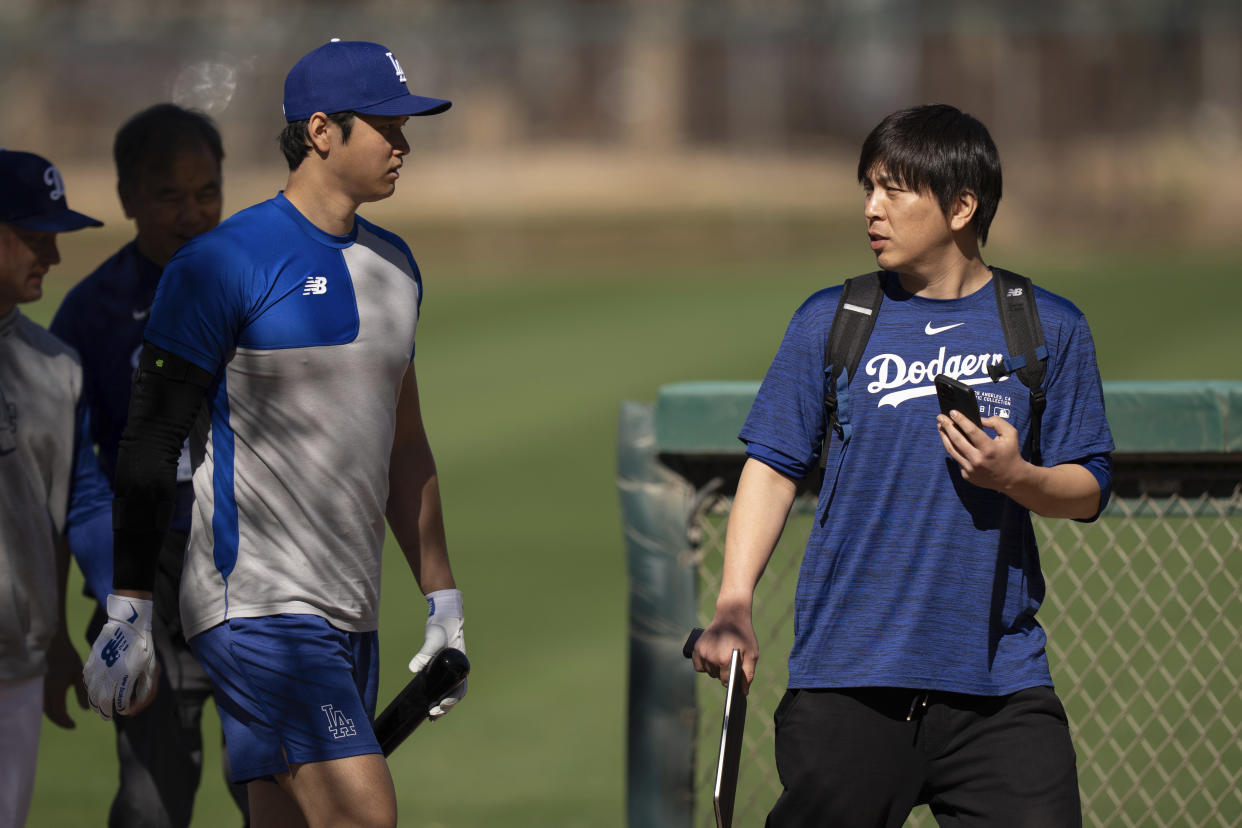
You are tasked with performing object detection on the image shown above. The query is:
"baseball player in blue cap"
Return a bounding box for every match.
[82,40,463,827]
[0,148,107,827]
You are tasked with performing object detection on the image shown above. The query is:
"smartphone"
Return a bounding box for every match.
[934,374,984,428]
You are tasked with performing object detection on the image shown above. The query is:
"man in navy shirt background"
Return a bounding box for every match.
[690,104,1113,827]
[51,103,248,827]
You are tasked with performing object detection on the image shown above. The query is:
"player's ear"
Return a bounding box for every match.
[948,189,978,233]
[305,112,334,155]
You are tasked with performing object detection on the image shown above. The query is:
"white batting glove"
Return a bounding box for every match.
[408,588,466,720]
[83,595,157,721]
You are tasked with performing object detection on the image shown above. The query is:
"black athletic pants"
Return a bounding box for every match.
[766,685,1082,828]
[87,531,250,828]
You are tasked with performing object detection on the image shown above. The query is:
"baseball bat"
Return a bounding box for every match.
[373,647,470,757]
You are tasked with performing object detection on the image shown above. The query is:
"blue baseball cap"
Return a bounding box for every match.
[283,39,451,122]
[0,149,102,232]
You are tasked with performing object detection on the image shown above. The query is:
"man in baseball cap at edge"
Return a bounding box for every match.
[1,148,105,828]
[83,39,466,828]
[0,149,104,232]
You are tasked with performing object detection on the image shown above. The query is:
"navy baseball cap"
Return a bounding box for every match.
[0,149,102,232]
[283,39,451,122]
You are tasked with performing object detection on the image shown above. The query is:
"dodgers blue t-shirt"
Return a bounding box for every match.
[740,271,1114,695]
[51,242,195,533]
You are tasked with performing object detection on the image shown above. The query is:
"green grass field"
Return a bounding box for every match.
[20,212,1242,827]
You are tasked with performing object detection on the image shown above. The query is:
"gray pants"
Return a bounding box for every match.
[88,531,249,828]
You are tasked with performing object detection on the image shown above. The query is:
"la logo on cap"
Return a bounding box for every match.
[281,39,451,122]
[0,149,102,231]
[386,52,406,83]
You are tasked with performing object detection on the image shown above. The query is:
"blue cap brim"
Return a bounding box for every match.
[10,209,103,232]
[354,94,452,117]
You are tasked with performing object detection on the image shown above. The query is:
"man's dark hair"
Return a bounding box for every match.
[114,103,223,197]
[278,111,355,171]
[857,104,1002,245]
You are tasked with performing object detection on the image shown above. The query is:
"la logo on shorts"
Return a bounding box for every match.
[321,704,356,739]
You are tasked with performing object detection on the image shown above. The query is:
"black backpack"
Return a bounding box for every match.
[820,268,1049,468]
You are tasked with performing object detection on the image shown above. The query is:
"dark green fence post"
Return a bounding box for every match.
[617,401,699,828]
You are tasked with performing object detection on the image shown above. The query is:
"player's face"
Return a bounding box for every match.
[333,114,410,204]
[122,144,222,267]
[0,224,59,314]
[862,163,956,276]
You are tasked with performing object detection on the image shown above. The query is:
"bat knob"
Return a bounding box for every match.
[683,627,704,659]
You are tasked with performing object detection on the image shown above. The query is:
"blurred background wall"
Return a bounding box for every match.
[2,0,1239,239]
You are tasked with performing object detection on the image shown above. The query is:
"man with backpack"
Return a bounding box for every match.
[690,104,1114,826]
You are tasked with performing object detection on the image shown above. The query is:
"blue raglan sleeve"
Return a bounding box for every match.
[65,402,113,604]
[738,288,839,479]
[1038,302,1116,520]
[144,234,252,374]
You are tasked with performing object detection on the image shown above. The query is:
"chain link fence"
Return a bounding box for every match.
[686,487,1242,827]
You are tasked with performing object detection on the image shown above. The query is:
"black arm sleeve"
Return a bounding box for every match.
[112,342,214,591]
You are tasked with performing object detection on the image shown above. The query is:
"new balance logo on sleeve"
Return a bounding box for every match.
[303,276,328,295]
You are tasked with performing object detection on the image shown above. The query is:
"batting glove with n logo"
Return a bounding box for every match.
[83,594,157,720]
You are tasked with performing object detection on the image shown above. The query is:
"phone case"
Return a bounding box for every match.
[934,374,983,427]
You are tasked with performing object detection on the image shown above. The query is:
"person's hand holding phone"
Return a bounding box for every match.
[934,374,984,428]
[934,373,1025,492]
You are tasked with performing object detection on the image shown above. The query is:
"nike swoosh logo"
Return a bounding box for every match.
[132,308,150,321]
[126,602,138,624]
[925,322,964,335]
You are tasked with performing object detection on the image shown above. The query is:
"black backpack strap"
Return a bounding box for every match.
[820,272,884,468]
[987,268,1048,465]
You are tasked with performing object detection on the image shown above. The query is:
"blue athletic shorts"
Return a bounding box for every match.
[188,614,381,783]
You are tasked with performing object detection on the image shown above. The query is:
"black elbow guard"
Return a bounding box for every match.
[112,342,214,591]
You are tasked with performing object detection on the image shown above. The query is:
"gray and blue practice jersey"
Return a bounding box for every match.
[145,193,422,639]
